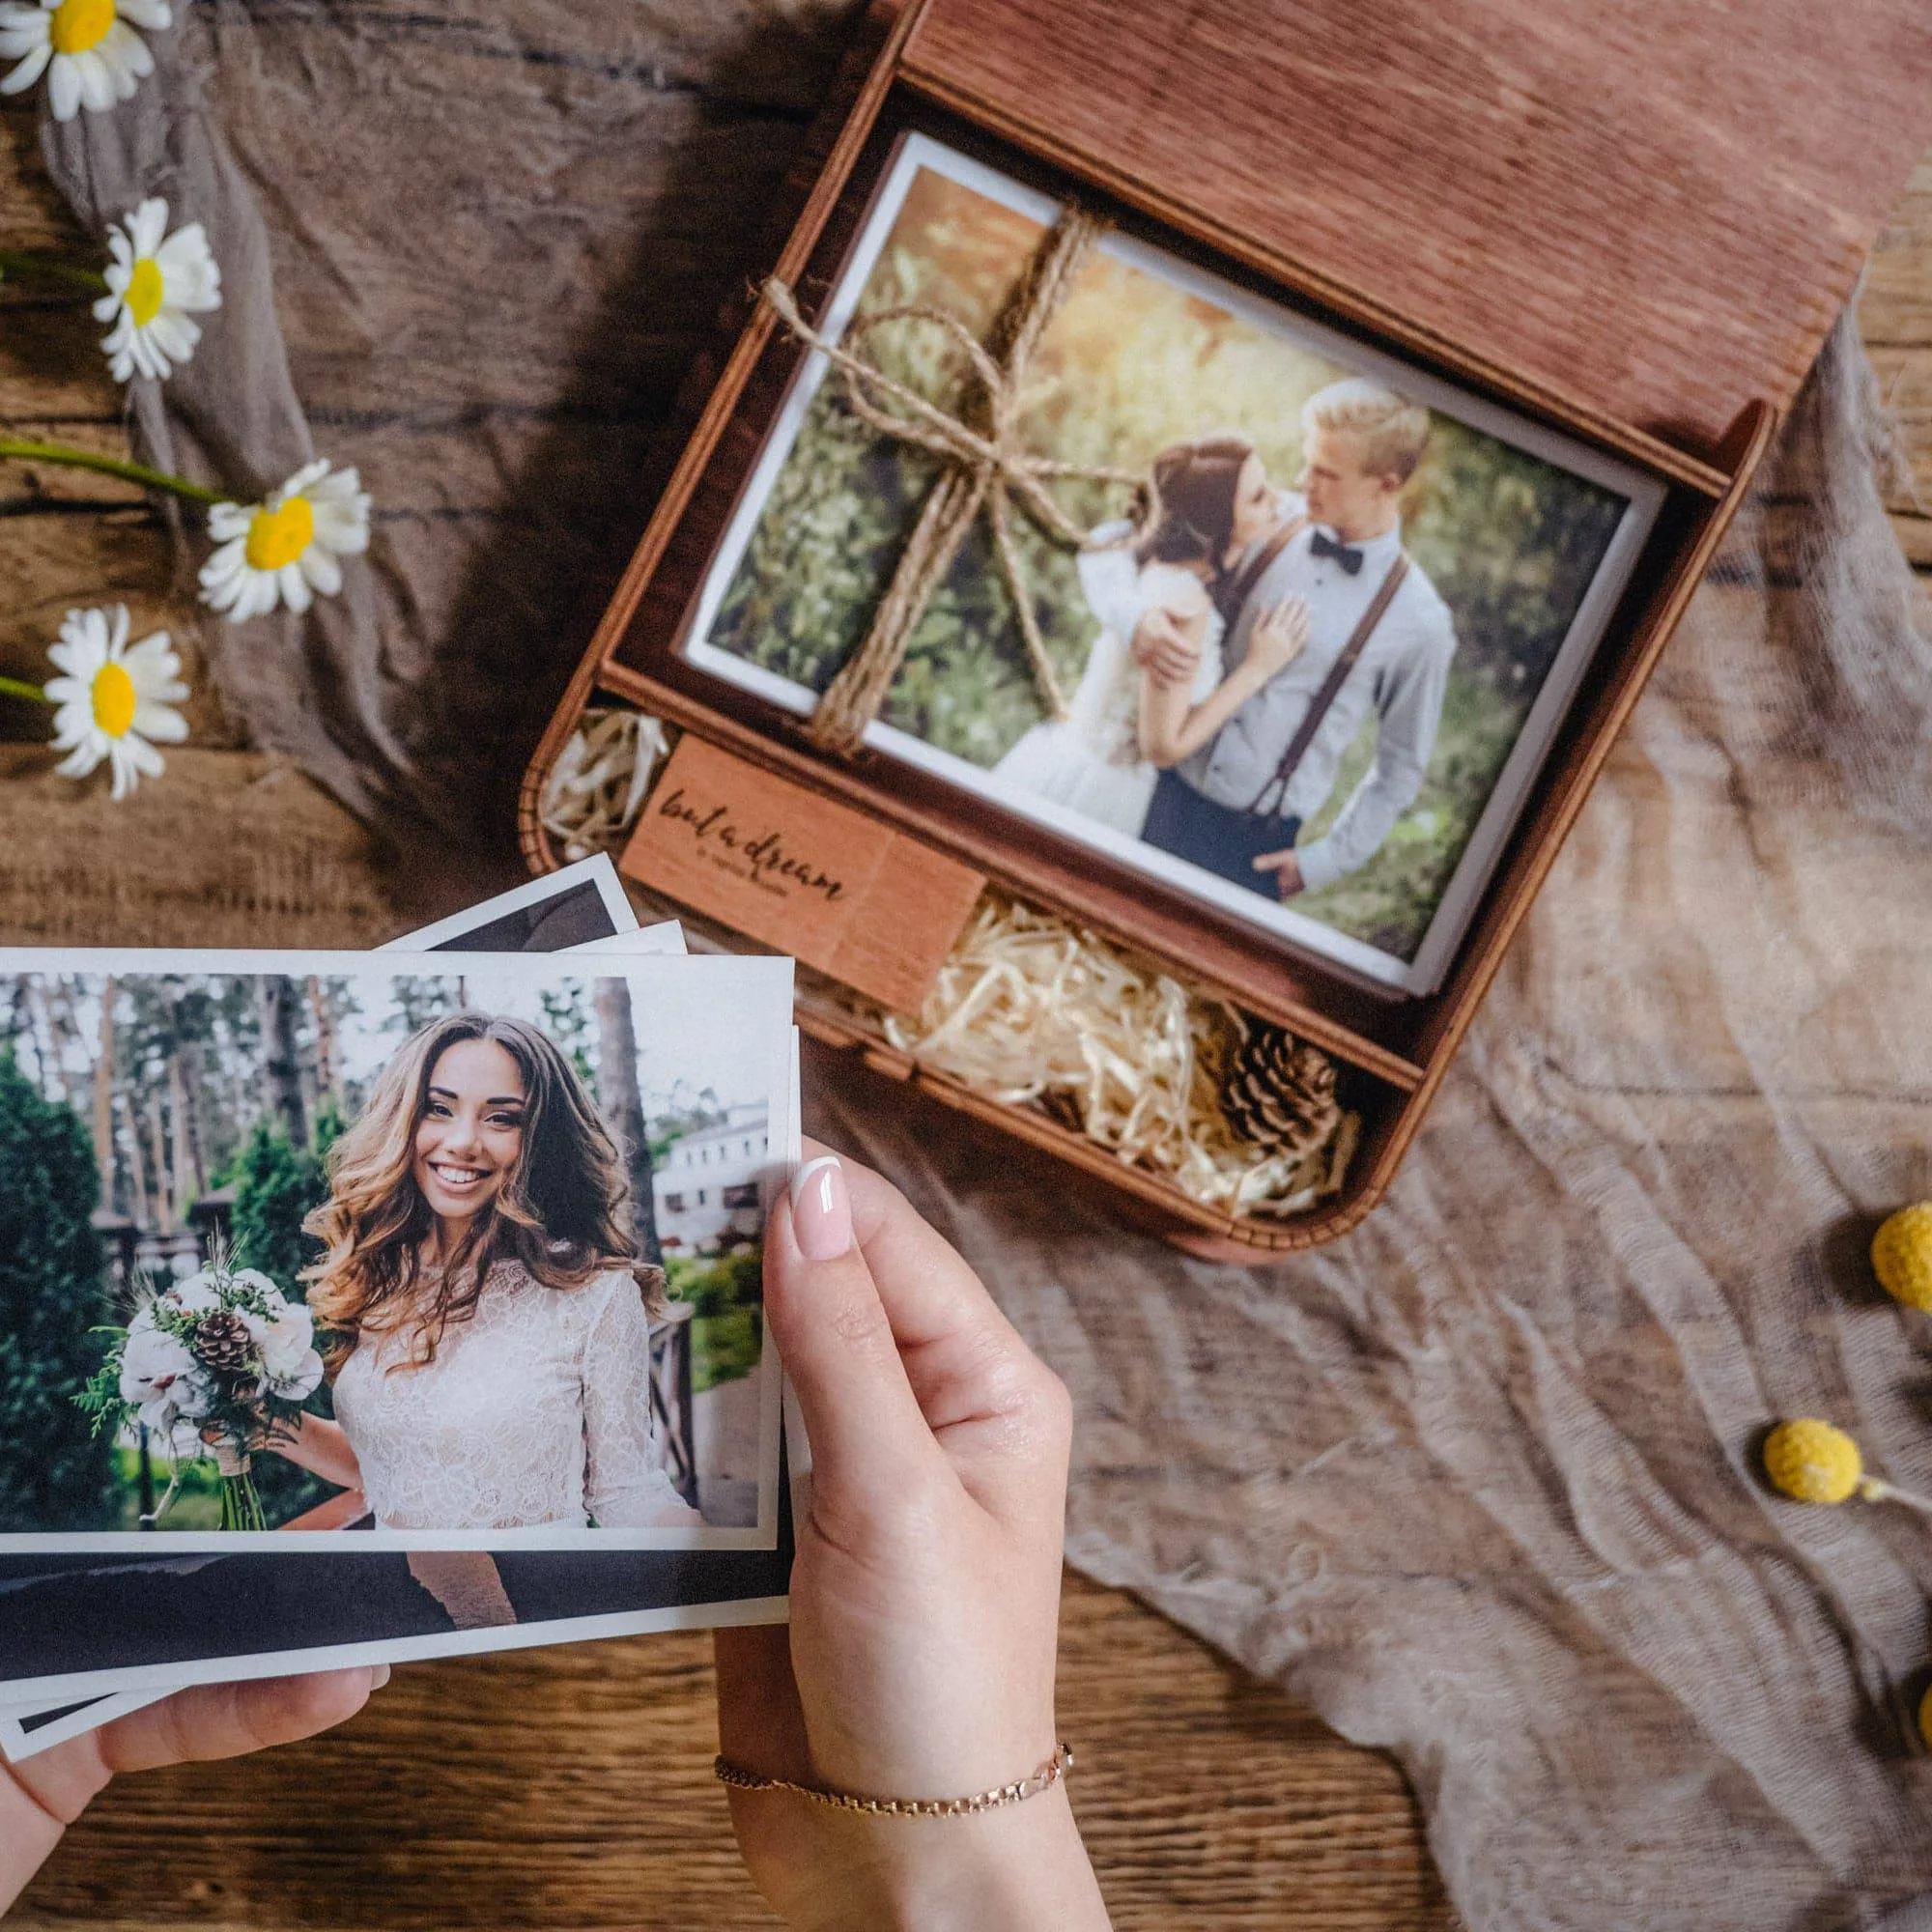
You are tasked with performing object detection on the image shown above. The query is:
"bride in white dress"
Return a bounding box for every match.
[265,1010,702,1532]
[993,434,1310,837]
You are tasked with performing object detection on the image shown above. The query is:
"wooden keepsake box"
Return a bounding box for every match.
[521,0,1932,1258]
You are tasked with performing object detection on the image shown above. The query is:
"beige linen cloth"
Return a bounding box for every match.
[43,0,1932,1919]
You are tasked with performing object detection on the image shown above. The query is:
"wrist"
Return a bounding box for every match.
[792,1790,1109,1932]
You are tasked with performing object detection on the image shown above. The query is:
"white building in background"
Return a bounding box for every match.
[653,1101,770,1255]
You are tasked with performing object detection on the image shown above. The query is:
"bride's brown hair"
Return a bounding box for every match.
[304,1010,664,1372]
[1135,434,1255,573]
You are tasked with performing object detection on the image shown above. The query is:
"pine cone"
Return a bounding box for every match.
[193,1310,258,1375]
[1218,1020,1340,1157]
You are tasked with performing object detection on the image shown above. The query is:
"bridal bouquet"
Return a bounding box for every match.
[77,1246,326,1530]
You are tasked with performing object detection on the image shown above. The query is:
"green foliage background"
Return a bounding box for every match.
[665,1249,763,1394]
[710,169,1629,963]
[212,1112,346,1524]
[0,1050,114,1532]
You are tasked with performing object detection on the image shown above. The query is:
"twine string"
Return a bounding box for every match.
[759,205,1150,757]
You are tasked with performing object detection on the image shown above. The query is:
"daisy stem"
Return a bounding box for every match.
[0,438,227,508]
[0,675,49,707]
[0,249,110,296]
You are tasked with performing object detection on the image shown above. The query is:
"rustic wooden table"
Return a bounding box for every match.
[2,81,1927,1929]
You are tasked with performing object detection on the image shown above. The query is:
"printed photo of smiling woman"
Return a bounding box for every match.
[265,1011,703,1534]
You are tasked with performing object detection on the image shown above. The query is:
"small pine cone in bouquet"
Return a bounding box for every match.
[193,1310,258,1374]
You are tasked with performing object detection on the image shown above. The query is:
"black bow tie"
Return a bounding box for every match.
[1309,529,1364,575]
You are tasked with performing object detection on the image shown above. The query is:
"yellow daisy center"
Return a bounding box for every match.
[125,257,165,328]
[90,661,137,740]
[49,0,115,56]
[245,496,315,572]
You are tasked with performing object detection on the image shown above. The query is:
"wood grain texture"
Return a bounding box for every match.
[0,744,509,946]
[1865,156,1932,568]
[901,0,1932,459]
[12,1574,1453,1932]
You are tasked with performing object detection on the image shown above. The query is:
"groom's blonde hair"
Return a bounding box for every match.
[1302,379,1431,483]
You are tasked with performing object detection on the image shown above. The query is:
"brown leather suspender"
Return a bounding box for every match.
[1246,551,1412,820]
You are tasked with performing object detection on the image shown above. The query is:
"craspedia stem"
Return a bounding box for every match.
[1858,1476,1932,1516]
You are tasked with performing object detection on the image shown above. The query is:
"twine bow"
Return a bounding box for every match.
[760,205,1148,757]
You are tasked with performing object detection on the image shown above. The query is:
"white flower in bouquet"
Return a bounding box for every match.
[95,197,220,384]
[199,459,370,619]
[268,1349,325,1404]
[159,1268,220,1315]
[171,1365,218,1423]
[0,0,171,122]
[118,1320,197,1431]
[259,1297,320,1386]
[43,605,188,802]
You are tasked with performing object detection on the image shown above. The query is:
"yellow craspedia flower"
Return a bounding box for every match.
[1873,1204,1932,1313]
[1763,1418,1864,1505]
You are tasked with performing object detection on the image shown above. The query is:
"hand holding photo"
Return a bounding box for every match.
[0,951,795,1552]
[684,134,1663,994]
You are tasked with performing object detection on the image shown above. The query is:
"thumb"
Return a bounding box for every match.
[765,1158,943,1515]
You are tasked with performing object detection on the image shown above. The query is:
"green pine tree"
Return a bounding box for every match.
[226,1115,331,1294]
[0,1048,114,1532]
[222,1109,342,1524]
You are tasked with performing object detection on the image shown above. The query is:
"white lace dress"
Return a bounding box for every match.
[992,554,1223,837]
[331,1261,701,1531]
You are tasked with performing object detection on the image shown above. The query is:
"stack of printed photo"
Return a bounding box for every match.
[0,858,800,1759]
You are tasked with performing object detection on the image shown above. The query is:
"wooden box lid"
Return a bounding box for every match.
[900,0,1932,461]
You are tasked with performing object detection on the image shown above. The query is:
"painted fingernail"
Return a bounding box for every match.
[789,1155,853,1262]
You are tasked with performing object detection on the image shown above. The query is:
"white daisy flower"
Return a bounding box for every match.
[0,0,171,122]
[199,458,371,620]
[93,197,219,384]
[43,604,188,801]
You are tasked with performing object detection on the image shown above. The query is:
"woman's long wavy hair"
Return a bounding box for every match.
[304,1010,664,1372]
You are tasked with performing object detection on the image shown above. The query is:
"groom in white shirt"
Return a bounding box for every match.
[1129,380,1456,902]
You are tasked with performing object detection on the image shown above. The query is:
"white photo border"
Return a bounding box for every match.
[378,853,639,952]
[0,1686,169,1761]
[0,947,795,1556]
[680,130,1667,997]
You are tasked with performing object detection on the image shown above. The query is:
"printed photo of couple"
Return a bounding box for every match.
[687,134,1663,995]
[0,953,794,1551]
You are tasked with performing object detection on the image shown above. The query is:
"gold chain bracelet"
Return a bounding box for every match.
[714,1743,1073,1818]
